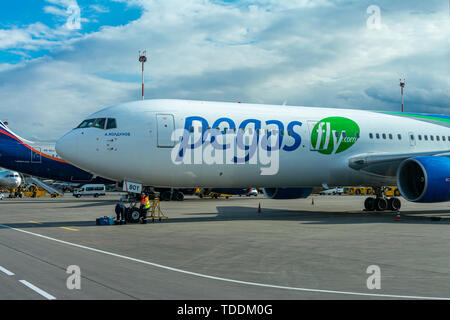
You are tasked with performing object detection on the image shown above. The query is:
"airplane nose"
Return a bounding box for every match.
[56,131,79,163]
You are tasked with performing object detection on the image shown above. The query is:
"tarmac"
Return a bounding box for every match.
[0,193,449,300]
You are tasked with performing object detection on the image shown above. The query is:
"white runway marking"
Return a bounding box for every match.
[19,280,56,300]
[0,266,14,276]
[1,224,449,300]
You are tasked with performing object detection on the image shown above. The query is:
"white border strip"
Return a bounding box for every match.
[1,224,449,300]
[19,280,56,300]
[0,266,15,276]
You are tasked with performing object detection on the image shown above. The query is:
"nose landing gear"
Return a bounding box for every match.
[364,187,401,212]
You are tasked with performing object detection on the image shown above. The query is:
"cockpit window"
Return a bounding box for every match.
[77,119,96,128]
[106,118,117,129]
[93,118,106,129]
[76,118,111,130]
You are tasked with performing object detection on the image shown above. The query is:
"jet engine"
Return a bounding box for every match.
[397,156,450,203]
[262,188,312,199]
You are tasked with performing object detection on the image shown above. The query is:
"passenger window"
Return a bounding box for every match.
[369,133,373,139]
[430,135,434,141]
[424,135,428,141]
[389,134,393,140]
[382,133,386,139]
[410,134,414,140]
[418,135,422,141]
[93,118,106,129]
[376,133,380,139]
[398,134,402,140]
[106,118,117,129]
[436,136,440,141]
[443,136,446,141]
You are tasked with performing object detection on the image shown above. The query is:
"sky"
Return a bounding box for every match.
[0,0,448,140]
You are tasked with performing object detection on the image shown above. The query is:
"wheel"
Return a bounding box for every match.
[76,194,81,198]
[375,197,388,211]
[161,191,171,201]
[364,197,376,211]
[94,194,99,198]
[174,192,184,201]
[128,208,141,223]
[388,197,401,211]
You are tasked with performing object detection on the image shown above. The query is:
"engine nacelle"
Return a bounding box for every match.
[397,156,450,203]
[263,188,312,199]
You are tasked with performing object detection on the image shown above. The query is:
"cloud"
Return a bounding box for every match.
[0,0,448,140]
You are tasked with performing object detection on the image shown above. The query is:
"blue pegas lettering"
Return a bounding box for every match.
[180,116,302,153]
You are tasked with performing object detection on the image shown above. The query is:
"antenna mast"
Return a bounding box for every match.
[139,50,147,100]
[399,78,405,112]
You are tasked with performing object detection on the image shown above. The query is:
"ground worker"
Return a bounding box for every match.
[140,192,151,223]
[114,201,126,225]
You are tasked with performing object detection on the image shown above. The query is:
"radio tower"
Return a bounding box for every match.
[139,50,147,100]
[399,78,405,112]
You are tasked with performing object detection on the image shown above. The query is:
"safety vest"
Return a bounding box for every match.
[142,196,151,210]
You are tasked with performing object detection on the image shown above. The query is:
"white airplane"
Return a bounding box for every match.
[56,99,450,211]
[0,169,22,190]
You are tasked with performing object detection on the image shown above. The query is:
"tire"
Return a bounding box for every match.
[364,197,376,211]
[76,194,81,198]
[174,192,184,201]
[161,191,171,201]
[129,208,141,223]
[375,198,388,211]
[94,194,99,198]
[388,197,401,211]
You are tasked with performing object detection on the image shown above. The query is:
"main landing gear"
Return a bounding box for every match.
[364,187,401,212]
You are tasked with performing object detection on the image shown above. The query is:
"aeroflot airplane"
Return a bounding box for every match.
[0,169,22,190]
[0,121,113,184]
[56,99,450,211]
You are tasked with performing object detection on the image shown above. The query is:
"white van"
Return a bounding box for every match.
[73,184,106,198]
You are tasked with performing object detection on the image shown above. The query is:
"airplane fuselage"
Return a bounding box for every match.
[55,99,450,189]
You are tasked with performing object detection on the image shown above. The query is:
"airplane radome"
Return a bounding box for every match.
[55,99,450,210]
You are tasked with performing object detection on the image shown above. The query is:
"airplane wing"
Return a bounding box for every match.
[348,150,450,176]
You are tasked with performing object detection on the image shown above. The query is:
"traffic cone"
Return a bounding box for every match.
[395,212,401,221]
[257,202,261,214]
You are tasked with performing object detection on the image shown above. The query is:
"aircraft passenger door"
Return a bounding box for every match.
[156,114,175,148]
[31,147,42,163]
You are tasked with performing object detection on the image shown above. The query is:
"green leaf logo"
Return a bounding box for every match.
[311,117,360,155]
